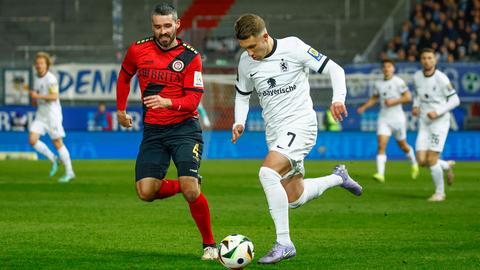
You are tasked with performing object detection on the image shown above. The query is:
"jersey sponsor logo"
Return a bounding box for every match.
[194,71,204,88]
[172,60,185,72]
[280,59,289,72]
[261,84,297,97]
[307,47,323,61]
[138,68,182,84]
[249,71,258,77]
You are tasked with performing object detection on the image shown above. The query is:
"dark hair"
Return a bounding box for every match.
[152,3,177,20]
[420,48,435,56]
[234,14,266,40]
[382,59,395,66]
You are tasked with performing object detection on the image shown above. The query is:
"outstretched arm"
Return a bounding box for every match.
[322,60,348,121]
[385,91,412,107]
[357,95,379,114]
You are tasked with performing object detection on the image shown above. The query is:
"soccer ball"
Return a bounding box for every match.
[218,234,254,269]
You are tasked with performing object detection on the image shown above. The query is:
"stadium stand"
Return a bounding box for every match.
[381,0,480,62]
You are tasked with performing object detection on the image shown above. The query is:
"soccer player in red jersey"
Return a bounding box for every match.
[116,3,217,260]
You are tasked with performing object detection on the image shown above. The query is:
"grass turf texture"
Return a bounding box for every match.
[0,160,479,269]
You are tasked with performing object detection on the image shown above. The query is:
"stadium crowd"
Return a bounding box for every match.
[381,0,480,62]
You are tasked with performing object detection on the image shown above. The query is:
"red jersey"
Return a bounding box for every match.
[116,37,204,125]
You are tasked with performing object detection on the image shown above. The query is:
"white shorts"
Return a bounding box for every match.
[29,118,65,139]
[415,119,449,152]
[266,125,317,179]
[377,119,407,141]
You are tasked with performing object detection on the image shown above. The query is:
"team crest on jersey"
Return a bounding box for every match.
[172,60,185,72]
[267,78,276,89]
[307,47,323,61]
[280,58,289,72]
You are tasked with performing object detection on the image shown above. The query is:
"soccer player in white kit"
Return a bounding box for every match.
[413,48,459,202]
[28,52,75,183]
[231,14,363,264]
[357,59,418,183]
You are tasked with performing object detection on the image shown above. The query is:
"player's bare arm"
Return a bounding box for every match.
[412,107,419,116]
[427,111,438,120]
[143,95,172,109]
[117,110,132,128]
[330,102,348,121]
[231,124,244,144]
[357,95,378,114]
[385,91,411,107]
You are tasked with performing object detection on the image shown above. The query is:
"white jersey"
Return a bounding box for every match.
[413,69,455,124]
[235,37,330,135]
[373,75,409,122]
[33,71,62,122]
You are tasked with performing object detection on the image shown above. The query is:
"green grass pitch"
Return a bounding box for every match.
[1,160,479,269]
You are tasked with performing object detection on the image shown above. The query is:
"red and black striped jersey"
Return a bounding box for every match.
[117,37,204,125]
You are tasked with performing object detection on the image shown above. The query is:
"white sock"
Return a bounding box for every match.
[376,154,387,175]
[58,145,74,175]
[430,162,444,194]
[259,167,291,246]
[289,174,343,209]
[406,147,417,165]
[33,141,55,162]
[437,159,450,170]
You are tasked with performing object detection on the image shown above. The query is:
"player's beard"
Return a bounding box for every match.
[156,33,176,48]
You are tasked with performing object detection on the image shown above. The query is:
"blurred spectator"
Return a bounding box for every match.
[93,102,112,131]
[381,0,480,62]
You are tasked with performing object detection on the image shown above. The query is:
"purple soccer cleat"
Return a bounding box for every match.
[258,242,296,264]
[333,164,363,196]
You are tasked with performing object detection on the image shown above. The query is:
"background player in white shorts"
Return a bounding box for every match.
[357,59,418,183]
[413,48,460,202]
[231,14,363,264]
[27,52,75,183]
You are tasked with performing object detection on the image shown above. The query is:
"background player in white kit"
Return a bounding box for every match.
[231,14,363,264]
[413,48,459,202]
[357,59,418,183]
[28,52,75,183]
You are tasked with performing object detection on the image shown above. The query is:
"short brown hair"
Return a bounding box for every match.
[234,14,266,40]
[420,48,435,56]
[35,51,52,68]
[382,59,395,67]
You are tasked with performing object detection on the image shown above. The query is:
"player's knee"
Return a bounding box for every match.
[427,157,438,167]
[259,167,280,186]
[137,192,154,202]
[182,189,200,203]
[136,186,156,202]
[29,137,37,146]
[417,159,428,167]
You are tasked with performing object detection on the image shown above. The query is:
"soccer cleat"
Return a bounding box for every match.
[372,173,385,183]
[258,242,296,264]
[58,173,75,183]
[201,246,218,260]
[411,164,419,180]
[333,164,363,196]
[446,160,455,186]
[49,158,59,177]
[428,193,446,202]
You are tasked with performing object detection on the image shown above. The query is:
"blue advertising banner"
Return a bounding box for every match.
[0,105,144,132]
[1,131,479,160]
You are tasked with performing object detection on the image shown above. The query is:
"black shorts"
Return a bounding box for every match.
[135,118,203,181]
